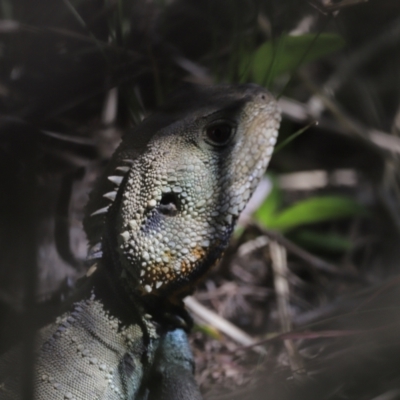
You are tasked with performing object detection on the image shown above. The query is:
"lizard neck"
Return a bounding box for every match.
[91,263,146,327]
[91,254,192,332]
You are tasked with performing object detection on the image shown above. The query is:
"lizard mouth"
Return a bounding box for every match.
[157,193,181,217]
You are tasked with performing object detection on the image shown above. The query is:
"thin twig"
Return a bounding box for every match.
[370,389,400,400]
[252,222,357,279]
[298,72,400,236]
[0,21,142,59]
[323,0,369,12]
[278,95,400,155]
[296,70,400,162]
[269,241,307,380]
[310,14,400,101]
[184,296,266,355]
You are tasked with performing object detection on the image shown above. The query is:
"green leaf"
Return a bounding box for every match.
[193,324,222,340]
[291,230,352,253]
[259,196,366,232]
[244,33,345,84]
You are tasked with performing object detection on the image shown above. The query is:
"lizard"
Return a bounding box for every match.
[0,83,281,400]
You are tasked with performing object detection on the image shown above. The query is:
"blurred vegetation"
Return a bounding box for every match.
[1,0,400,399]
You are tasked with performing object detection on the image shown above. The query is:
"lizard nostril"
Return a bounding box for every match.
[158,193,180,216]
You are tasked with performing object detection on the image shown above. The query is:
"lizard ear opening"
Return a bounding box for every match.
[158,193,180,216]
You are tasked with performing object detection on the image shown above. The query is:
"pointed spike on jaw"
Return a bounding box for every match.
[103,191,117,201]
[120,231,130,242]
[88,242,102,253]
[90,206,109,217]
[128,220,138,230]
[87,242,103,260]
[116,166,130,173]
[108,176,123,186]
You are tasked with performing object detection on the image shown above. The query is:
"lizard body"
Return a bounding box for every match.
[1,295,157,400]
[0,84,280,399]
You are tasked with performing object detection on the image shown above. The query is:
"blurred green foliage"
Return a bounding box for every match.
[240,33,345,86]
[291,230,352,253]
[254,178,367,252]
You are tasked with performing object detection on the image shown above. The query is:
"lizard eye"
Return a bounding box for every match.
[205,122,235,147]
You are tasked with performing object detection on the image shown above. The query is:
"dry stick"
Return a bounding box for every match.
[300,71,390,147]
[323,0,369,12]
[370,389,400,400]
[251,222,357,279]
[278,96,400,156]
[279,95,400,234]
[298,72,400,235]
[0,21,143,59]
[310,14,400,103]
[308,0,368,15]
[184,296,266,355]
[21,135,40,400]
[269,241,307,381]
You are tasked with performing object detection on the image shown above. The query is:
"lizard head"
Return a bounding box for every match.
[84,84,280,298]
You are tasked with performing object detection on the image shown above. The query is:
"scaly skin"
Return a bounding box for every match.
[0,83,280,399]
